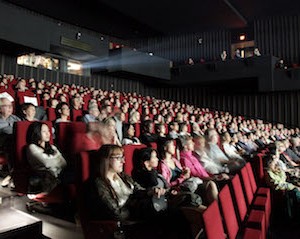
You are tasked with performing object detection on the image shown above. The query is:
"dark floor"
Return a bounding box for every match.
[1,177,300,239]
[0,179,84,239]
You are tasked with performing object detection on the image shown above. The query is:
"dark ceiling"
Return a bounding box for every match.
[4,0,300,39]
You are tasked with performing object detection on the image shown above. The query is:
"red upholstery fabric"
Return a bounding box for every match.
[231,175,266,239]
[246,163,271,200]
[243,228,262,239]
[0,154,7,165]
[253,153,265,185]
[55,122,87,155]
[71,109,83,121]
[78,151,90,183]
[241,166,255,205]
[241,166,270,228]
[47,107,57,122]
[123,144,147,175]
[77,151,117,239]
[149,142,157,150]
[202,200,226,239]
[134,123,141,138]
[219,185,239,239]
[244,163,271,228]
[16,90,38,106]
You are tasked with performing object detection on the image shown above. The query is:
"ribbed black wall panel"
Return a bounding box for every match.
[157,86,300,127]
[254,15,300,64]
[130,30,231,64]
[1,54,300,127]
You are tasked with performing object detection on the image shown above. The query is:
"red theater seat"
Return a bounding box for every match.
[77,151,117,239]
[46,108,56,122]
[231,175,266,239]
[71,109,83,121]
[123,144,147,175]
[219,185,263,239]
[12,121,74,203]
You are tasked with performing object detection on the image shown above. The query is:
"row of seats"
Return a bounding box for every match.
[11,120,274,239]
[203,162,271,239]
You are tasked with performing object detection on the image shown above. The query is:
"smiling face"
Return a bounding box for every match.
[24,105,36,120]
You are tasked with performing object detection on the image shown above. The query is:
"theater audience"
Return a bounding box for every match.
[20,103,37,121]
[55,102,71,123]
[267,151,300,200]
[221,132,244,161]
[82,104,100,123]
[282,138,300,163]
[205,128,245,174]
[122,123,141,145]
[253,47,261,57]
[168,121,179,139]
[0,97,21,187]
[290,137,300,157]
[84,144,162,220]
[114,111,125,143]
[220,50,227,61]
[132,147,206,238]
[102,117,122,146]
[158,140,190,189]
[140,120,157,147]
[178,135,219,204]
[193,135,230,177]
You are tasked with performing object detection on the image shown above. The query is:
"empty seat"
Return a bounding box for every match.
[231,175,266,239]
[219,185,263,239]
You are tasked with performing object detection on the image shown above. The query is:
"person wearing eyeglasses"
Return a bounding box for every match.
[85,144,165,221]
[55,102,71,123]
[0,97,21,187]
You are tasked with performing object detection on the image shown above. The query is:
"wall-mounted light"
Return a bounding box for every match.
[239,34,246,41]
[198,38,203,44]
[100,36,104,41]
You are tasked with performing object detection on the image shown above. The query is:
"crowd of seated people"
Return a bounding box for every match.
[1,74,300,237]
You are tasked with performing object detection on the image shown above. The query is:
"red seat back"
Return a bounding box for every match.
[246,162,258,193]
[134,123,141,138]
[71,109,83,121]
[231,175,248,223]
[203,200,226,239]
[240,166,254,206]
[47,108,56,122]
[219,185,239,239]
[77,151,117,239]
[123,144,147,175]
[55,122,87,155]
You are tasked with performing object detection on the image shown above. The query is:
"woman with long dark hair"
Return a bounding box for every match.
[26,121,67,194]
[86,144,164,221]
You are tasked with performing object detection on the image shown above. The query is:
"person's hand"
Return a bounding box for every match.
[182,168,190,179]
[153,187,166,198]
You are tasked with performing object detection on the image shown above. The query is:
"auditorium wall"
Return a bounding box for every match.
[130,30,231,65]
[1,53,299,128]
[254,15,300,64]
